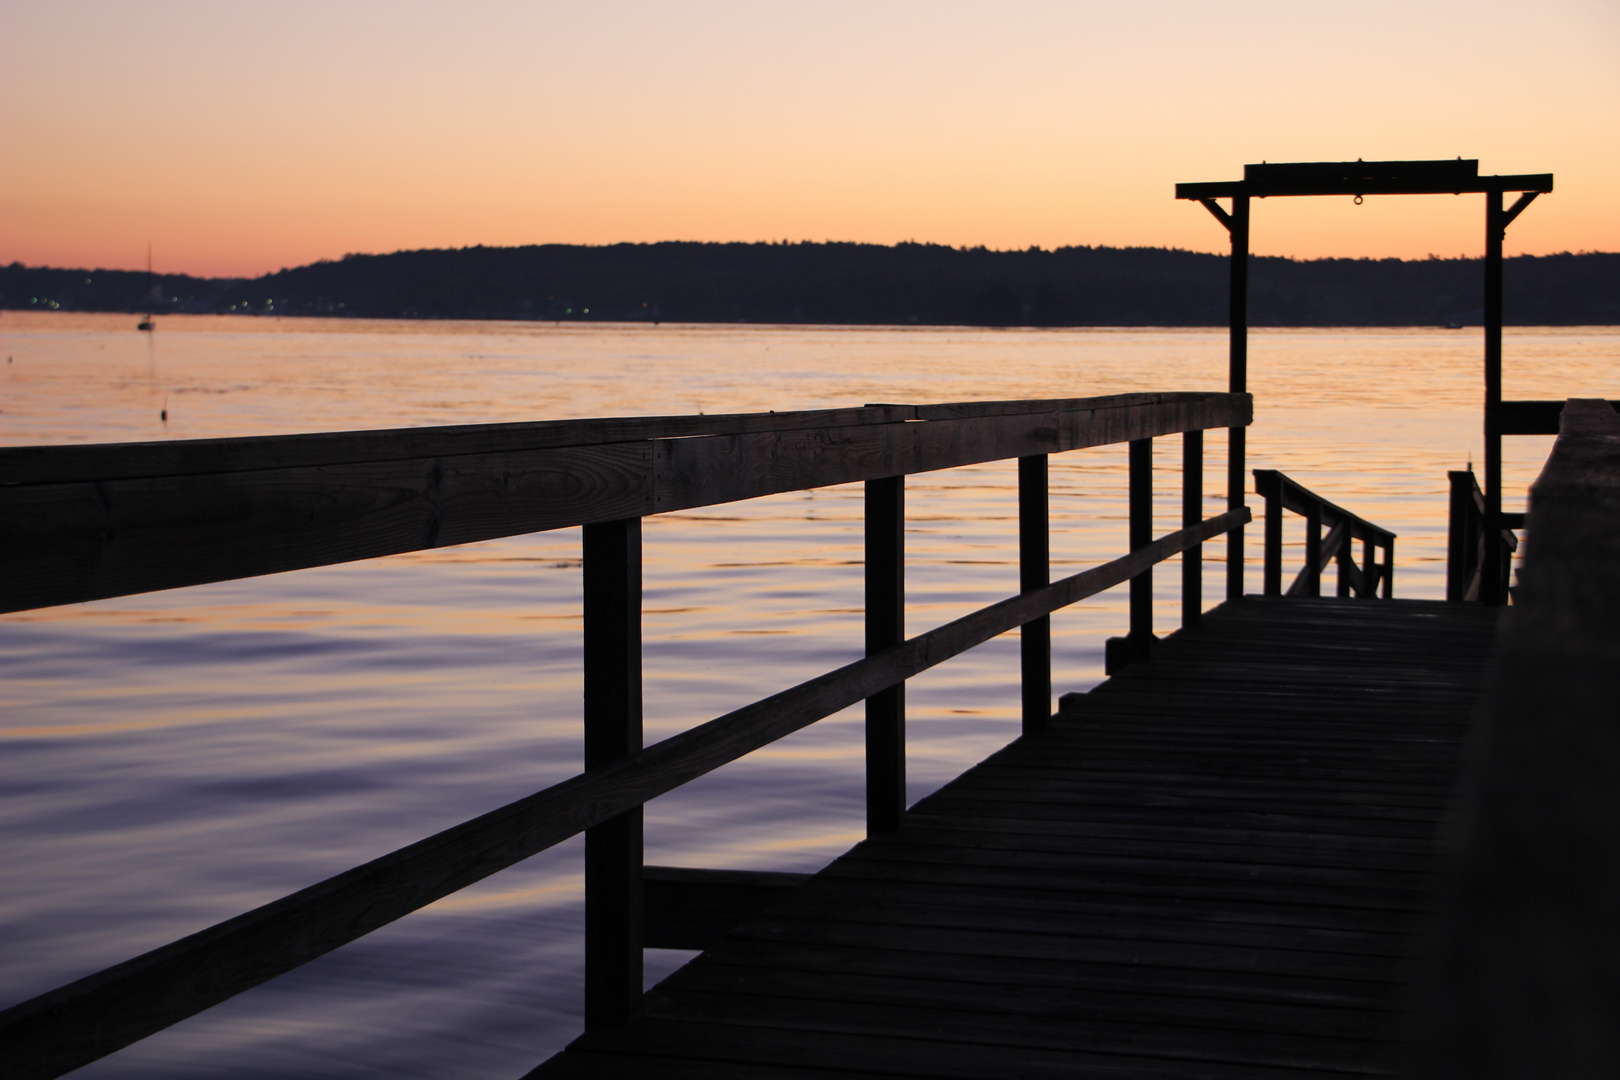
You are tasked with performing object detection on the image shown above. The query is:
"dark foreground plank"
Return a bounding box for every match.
[529,596,1500,1079]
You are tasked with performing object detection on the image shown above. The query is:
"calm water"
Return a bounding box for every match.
[3,313,1615,1078]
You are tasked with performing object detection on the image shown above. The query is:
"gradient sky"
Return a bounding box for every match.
[3,0,1617,277]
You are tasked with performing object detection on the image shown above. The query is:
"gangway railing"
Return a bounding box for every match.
[0,391,1249,1079]
[1448,466,1519,602]
[1254,469,1395,599]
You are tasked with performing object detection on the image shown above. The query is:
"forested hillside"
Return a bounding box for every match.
[5,243,1616,326]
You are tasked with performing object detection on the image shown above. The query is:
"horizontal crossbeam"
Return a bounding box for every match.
[1178,159,1552,200]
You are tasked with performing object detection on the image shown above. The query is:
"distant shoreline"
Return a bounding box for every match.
[6,242,1618,326]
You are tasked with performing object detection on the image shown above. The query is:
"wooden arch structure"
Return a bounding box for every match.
[1176,159,1553,604]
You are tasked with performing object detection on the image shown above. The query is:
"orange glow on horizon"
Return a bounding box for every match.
[3,1,1617,278]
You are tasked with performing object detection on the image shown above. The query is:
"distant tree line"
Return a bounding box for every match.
[4,242,1617,326]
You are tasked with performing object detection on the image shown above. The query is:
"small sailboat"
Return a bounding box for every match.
[137,243,155,331]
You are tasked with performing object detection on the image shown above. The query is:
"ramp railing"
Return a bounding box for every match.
[1253,468,1395,599]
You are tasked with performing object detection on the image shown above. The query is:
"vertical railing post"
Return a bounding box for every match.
[1481,189,1506,605]
[1106,438,1155,675]
[1261,475,1282,597]
[1362,537,1377,599]
[866,476,905,834]
[1227,192,1251,601]
[1130,438,1153,642]
[1382,539,1395,599]
[1019,455,1051,735]
[1304,505,1323,597]
[1447,470,1475,602]
[582,517,643,1031]
[1335,535,1353,597]
[1181,430,1203,627]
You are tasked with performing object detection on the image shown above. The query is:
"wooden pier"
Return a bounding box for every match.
[535,596,1500,1078]
[7,160,1618,1078]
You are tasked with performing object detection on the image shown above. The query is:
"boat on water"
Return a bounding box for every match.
[137,243,155,331]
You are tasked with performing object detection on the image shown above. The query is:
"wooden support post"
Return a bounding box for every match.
[1481,189,1506,605]
[1130,438,1153,639]
[1227,193,1250,601]
[1382,540,1395,599]
[866,476,905,834]
[1304,505,1323,597]
[1104,439,1155,674]
[1362,538,1377,599]
[1181,430,1203,626]
[1448,470,1477,602]
[1263,485,1283,596]
[1019,455,1051,734]
[582,517,643,1031]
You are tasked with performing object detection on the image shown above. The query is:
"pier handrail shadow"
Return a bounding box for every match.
[0,390,1250,1079]
[1253,468,1395,598]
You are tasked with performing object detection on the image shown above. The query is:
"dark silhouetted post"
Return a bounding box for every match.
[1448,469,1479,602]
[1182,430,1203,625]
[1019,455,1051,733]
[1482,189,1506,605]
[866,476,905,834]
[1228,194,1250,601]
[583,518,643,1030]
[1131,438,1154,645]
[1304,504,1322,596]
[1104,439,1155,674]
[1263,479,1283,596]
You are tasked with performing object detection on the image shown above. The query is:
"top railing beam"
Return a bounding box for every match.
[0,392,1251,614]
[1253,469,1396,545]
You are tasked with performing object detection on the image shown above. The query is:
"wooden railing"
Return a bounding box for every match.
[1254,469,1394,599]
[1447,466,1520,603]
[1415,400,1620,1070]
[0,391,1249,1079]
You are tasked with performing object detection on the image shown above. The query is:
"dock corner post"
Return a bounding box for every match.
[1019,455,1051,734]
[1181,429,1203,626]
[1481,188,1506,605]
[1226,191,1251,602]
[866,475,905,834]
[582,517,644,1031]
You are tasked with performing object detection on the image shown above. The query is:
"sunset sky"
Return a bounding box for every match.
[3,0,1617,278]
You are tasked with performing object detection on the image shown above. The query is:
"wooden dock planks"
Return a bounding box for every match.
[530,596,1501,1078]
